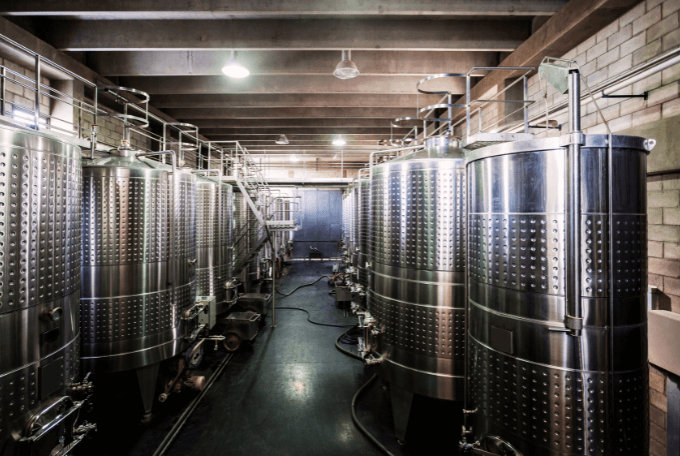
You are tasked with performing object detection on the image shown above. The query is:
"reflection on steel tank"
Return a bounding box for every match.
[80,148,197,417]
[366,135,467,442]
[466,135,653,455]
[0,124,82,452]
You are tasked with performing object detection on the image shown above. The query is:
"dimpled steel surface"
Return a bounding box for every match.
[0,125,81,449]
[81,154,196,373]
[369,143,466,400]
[232,189,249,273]
[195,177,231,302]
[466,135,649,455]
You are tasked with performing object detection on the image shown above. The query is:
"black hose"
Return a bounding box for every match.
[335,329,363,361]
[351,374,398,456]
[276,307,354,328]
[276,275,333,297]
[152,352,234,456]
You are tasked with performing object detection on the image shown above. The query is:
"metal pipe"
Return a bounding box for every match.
[137,151,178,313]
[565,69,583,337]
[271,233,277,328]
[34,55,41,129]
[466,74,471,138]
[0,66,4,117]
[90,87,98,159]
[523,75,529,134]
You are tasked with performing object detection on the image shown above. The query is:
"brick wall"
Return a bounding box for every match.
[1,58,51,117]
[523,0,680,139]
[1,56,152,151]
[78,108,152,151]
[648,172,680,455]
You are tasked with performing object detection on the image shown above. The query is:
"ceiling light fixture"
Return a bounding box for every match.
[332,137,346,146]
[275,135,289,145]
[333,50,359,80]
[221,50,250,79]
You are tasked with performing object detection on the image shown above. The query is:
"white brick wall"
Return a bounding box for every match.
[522,0,680,139]
[1,58,51,117]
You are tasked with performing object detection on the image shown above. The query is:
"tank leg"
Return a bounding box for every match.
[136,362,161,423]
[389,383,414,444]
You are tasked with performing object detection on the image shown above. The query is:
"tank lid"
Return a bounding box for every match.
[393,135,466,161]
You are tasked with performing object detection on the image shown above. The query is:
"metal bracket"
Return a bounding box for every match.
[529,123,562,131]
[559,132,584,147]
[602,90,648,100]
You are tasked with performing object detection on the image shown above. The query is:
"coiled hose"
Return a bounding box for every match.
[335,326,363,361]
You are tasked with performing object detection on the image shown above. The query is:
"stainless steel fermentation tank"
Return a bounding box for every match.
[367,135,467,442]
[232,188,248,271]
[195,174,232,304]
[465,134,652,456]
[0,125,83,453]
[81,148,197,417]
[462,63,654,456]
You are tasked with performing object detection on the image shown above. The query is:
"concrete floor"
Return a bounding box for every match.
[77,260,461,455]
[166,260,384,456]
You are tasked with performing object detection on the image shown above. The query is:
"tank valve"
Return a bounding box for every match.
[364,355,383,366]
[183,375,206,392]
[42,307,63,322]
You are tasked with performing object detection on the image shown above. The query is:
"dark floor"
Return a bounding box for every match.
[77,261,461,456]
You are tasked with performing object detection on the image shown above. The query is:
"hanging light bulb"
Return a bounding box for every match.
[332,137,346,146]
[275,135,289,145]
[222,50,250,78]
[333,50,359,80]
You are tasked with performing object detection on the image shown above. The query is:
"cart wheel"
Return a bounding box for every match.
[223,333,242,352]
[185,342,204,369]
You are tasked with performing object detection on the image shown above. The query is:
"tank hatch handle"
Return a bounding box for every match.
[644,138,657,151]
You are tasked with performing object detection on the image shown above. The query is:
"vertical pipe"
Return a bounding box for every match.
[179,130,184,167]
[565,69,583,337]
[0,66,5,117]
[523,75,529,134]
[162,123,167,163]
[123,103,130,145]
[271,227,277,328]
[34,55,41,129]
[90,87,98,159]
[77,100,82,139]
[466,74,471,139]
[447,93,453,134]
